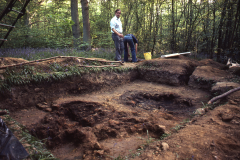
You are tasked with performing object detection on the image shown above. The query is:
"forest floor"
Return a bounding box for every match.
[0,55,240,160]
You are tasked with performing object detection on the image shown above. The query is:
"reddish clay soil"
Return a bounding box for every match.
[0,56,240,160]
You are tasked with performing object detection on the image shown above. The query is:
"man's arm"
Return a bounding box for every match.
[112,28,124,38]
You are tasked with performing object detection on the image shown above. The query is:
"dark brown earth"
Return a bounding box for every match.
[0,56,240,160]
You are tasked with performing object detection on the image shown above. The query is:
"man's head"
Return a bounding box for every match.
[115,9,121,18]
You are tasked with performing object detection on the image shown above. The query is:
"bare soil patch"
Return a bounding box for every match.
[0,56,240,160]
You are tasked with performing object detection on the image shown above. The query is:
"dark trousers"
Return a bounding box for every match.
[112,33,124,61]
[124,35,137,62]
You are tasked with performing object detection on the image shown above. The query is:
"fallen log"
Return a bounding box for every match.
[208,86,240,104]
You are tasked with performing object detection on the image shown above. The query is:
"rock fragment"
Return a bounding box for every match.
[94,150,104,156]
[195,108,205,115]
[155,125,166,133]
[37,102,52,112]
[94,142,102,150]
[34,88,41,92]
[161,142,169,151]
[37,103,49,109]
[45,108,52,112]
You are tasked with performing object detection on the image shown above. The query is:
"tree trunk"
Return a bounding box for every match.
[24,9,30,27]
[152,3,160,54]
[185,0,189,50]
[171,0,175,52]
[24,8,30,48]
[229,0,239,49]
[217,0,228,62]
[81,0,91,49]
[148,2,154,52]
[71,0,80,48]
[123,1,132,33]
[185,0,193,51]
[210,0,216,59]
[206,0,210,57]
[223,1,232,50]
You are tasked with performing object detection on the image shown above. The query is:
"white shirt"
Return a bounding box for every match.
[110,16,122,33]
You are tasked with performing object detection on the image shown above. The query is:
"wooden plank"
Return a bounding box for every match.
[180,52,191,55]
[161,53,180,58]
[161,52,191,58]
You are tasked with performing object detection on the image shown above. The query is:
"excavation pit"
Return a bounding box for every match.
[1,57,240,159]
[8,79,210,159]
[120,91,194,115]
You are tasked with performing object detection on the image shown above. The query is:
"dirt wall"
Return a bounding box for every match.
[0,70,139,111]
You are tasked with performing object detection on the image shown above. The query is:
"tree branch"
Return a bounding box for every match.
[208,86,240,104]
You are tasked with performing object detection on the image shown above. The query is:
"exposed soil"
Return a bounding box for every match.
[1,56,240,160]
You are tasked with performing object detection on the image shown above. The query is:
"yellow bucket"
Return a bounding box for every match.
[144,52,152,60]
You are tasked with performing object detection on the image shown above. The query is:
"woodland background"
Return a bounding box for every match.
[0,0,239,63]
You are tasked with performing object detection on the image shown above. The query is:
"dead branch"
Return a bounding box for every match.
[0,56,123,69]
[208,86,240,104]
[78,65,120,68]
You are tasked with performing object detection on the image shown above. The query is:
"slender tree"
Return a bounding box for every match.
[210,0,216,59]
[229,0,240,49]
[217,0,228,62]
[81,0,91,49]
[71,0,80,48]
[171,0,175,52]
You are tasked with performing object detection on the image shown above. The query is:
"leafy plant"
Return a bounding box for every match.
[160,133,171,140]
